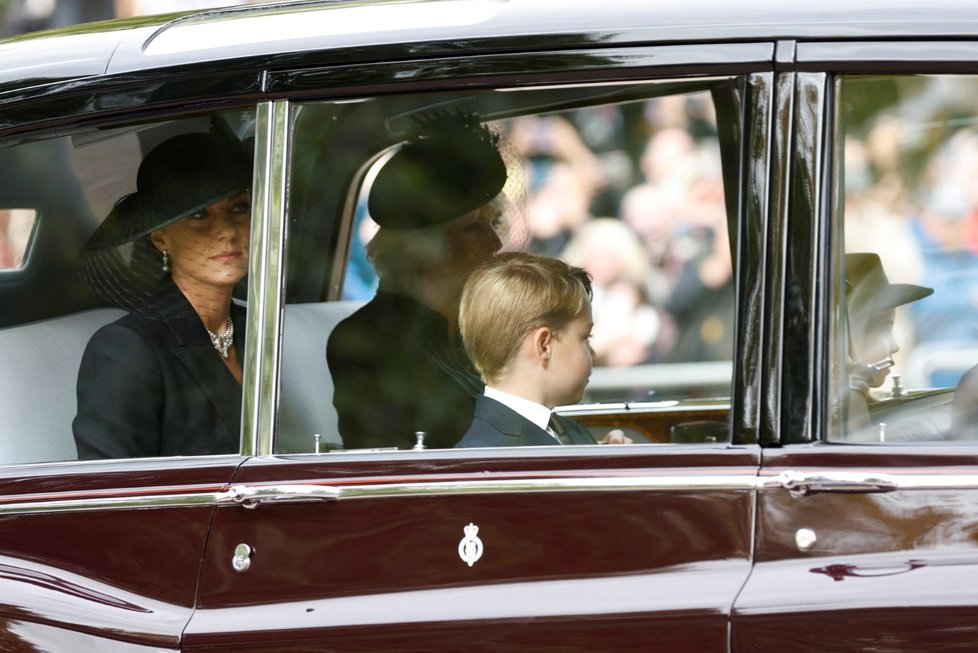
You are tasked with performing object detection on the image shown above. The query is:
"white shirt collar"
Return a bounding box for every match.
[484,386,553,433]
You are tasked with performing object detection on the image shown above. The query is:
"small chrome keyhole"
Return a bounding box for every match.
[232,543,253,572]
[795,528,817,551]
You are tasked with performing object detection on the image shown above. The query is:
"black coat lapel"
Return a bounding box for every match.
[475,396,557,446]
[162,288,244,436]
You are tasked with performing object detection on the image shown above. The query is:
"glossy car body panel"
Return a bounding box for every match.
[736,447,978,649]
[188,448,758,651]
[0,460,240,648]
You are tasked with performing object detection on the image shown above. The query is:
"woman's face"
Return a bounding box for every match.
[443,197,504,281]
[151,191,251,291]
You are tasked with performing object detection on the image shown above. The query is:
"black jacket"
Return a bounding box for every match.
[73,283,244,459]
[327,290,482,450]
[455,395,596,448]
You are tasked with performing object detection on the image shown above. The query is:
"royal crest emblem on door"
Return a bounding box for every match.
[457,522,484,567]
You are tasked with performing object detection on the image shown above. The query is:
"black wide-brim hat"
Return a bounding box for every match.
[845,252,933,318]
[79,129,253,315]
[368,111,507,230]
[83,130,253,253]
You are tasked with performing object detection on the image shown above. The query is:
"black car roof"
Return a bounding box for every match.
[2,0,978,93]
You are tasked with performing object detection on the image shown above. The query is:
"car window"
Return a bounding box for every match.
[277,78,743,453]
[832,74,978,442]
[0,110,255,465]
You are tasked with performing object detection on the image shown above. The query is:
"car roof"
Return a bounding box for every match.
[2,0,978,95]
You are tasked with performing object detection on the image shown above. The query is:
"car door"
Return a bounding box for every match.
[0,460,240,651]
[0,109,252,649]
[733,42,978,650]
[187,43,776,651]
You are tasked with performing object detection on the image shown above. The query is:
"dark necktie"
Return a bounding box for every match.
[548,414,572,445]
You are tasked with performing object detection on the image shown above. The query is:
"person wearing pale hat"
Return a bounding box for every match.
[327,112,509,450]
[73,128,253,459]
[844,252,932,434]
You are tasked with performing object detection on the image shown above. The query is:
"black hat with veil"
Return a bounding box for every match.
[367,109,527,244]
[79,128,253,316]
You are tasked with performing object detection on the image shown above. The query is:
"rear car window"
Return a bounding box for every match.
[278,78,744,453]
[0,110,255,464]
[832,74,978,442]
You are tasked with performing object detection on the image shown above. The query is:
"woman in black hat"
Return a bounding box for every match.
[72,129,253,459]
[327,113,508,450]
[843,252,932,435]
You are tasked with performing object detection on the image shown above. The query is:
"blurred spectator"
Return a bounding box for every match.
[619,183,684,303]
[562,218,672,366]
[664,212,735,363]
[570,103,645,217]
[510,115,604,256]
[524,161,593,257]
[909,183,978,344]
[638,127,696,191]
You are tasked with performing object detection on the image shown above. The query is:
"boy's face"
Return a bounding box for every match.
[547,304,594,407]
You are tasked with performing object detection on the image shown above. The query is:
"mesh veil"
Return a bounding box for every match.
[78,129,253,319]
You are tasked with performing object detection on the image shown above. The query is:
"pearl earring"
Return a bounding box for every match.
[162,250,170,273]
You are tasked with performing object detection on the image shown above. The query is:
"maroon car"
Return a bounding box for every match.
[1,0,978,650]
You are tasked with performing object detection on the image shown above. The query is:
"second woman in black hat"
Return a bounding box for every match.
[327,113,508,450]
[73,129,253,459]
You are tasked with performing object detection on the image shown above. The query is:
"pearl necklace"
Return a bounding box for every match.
[206,315,234,359]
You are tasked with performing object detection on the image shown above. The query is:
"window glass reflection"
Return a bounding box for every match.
[280,80,742,453]
[836,75,978,442]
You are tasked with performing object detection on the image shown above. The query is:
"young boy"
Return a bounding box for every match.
[454,251,604,447]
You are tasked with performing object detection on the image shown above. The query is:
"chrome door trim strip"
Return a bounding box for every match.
[0,475,758,515]
[328,475,759,500]
[759,469,978,495]
[0,487,229,515]
[5,470,978,515]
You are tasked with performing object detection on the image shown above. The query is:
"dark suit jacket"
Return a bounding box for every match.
[327,290,483,450]
[455,395,596,448]
[73,283,244,459]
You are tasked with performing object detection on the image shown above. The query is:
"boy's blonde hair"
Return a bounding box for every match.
[460,252,592,383]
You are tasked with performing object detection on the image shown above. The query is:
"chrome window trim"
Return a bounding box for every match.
[242,99,292,457]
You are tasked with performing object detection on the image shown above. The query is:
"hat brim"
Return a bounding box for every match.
[860,282,933,316]
[83,179,251,253]
[368,112,507,231]
[875,283,933,311]
[83,130,253,253]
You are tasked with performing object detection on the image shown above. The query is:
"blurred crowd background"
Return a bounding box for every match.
[842,75,978,389]
[345,92,736,372]
[510,97,734,369]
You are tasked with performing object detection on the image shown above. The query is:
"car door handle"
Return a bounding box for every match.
[223,484,340,509]
[768,470,898,496]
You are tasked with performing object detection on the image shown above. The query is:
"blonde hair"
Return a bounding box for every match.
[460,251,591,383]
